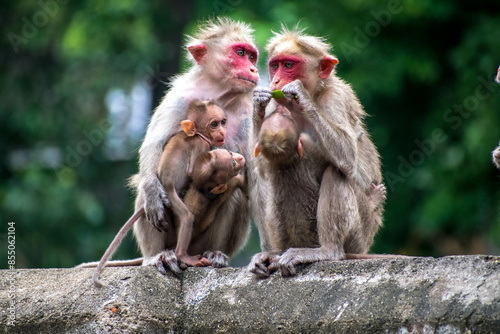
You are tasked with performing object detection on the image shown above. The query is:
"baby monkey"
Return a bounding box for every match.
[81,100,245,287]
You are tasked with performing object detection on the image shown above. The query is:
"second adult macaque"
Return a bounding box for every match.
[249,27,386,277]
[135,18,259,272]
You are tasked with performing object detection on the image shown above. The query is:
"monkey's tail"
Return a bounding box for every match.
[92,207,144,287]
[76,258,143,268]
[345,253,411,260]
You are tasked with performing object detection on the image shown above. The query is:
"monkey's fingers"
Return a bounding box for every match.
[156,250,182,275]
[281,80,303,101]
[253,86,272,105]
[161,193,171,208]
[203,251,229,268]
[179,255,212,268]
[144,208,163,232]
[250,263,271,278]
[276,252,299,276]
[199,258,212,267]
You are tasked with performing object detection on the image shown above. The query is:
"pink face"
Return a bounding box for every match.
[268,55,307,91]
[226,43,259,87]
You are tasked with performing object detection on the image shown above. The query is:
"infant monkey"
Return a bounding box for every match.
[81,100,245,287]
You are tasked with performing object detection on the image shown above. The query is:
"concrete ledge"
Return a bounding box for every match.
[1,255,499,333]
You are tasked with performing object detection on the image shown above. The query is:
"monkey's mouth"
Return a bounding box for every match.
[237,77,258,85]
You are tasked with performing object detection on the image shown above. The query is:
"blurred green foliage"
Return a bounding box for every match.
[1,0,499,269]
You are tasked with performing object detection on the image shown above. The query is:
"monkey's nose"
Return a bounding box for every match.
[234,153,245,163]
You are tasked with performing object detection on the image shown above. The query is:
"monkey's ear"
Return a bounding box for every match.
[254,143,261,157]
[210,184,228,194]
[318,56,339,79]
[181,120,196,136]
[297,138,304,157]
[188,44,208,65]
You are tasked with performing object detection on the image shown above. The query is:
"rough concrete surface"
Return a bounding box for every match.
[0,255,499,333]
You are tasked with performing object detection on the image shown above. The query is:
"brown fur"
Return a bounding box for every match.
[249,27,386,277]
[134,18,259,271]
[78,100,246,286]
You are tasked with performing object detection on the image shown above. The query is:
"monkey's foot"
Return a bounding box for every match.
[143,250,182,275]
[203,251,229,268]
[178,254,211,270]
[369,183,387,210]
[248,252,281,278]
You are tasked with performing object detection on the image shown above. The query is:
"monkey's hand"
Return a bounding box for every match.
[248,252,280,278]
[281,79,314,112]
[203,251,229,268]
[369,183,387,212]
[253,86,272,119]
[141,177,170,231]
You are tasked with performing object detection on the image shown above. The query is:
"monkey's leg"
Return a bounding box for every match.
[277,166,359,276]
[206,189,250,258]
[168,188,211,269]
[133,193,181,274]
[248,161,272,253]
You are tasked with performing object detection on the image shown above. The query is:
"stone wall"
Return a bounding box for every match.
[1,255,499,333]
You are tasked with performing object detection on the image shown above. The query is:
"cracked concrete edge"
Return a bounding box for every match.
[0,255,499,333]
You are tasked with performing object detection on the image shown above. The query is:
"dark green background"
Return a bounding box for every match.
[1,0,500,269]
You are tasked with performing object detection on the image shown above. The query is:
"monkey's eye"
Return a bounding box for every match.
[249,53,256,62]
[210,121,218,128]
[236,49,245,57]
[270,63,279,70]
[284,61,294,69]
[221,119,227,126]
[232,159,236,167]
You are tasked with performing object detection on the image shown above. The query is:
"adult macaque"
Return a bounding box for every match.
[135,18,259,271]
[83,148,245,287]
[496,65,500,83]
[249,27,386,277]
